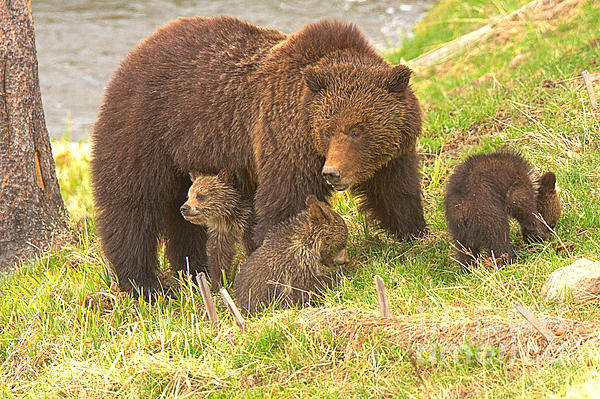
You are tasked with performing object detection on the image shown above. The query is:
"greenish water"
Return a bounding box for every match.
[33,0,434,140]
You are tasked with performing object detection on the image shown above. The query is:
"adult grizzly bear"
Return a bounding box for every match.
[91,16,426,298]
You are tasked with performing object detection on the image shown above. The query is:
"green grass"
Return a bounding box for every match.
[2,0,600,397]
[386,0,531,62]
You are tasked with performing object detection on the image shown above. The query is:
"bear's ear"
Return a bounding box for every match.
[189,170,201,182]
[306,195,328,224]
[303,66,330,93]
[384,64,412,93]
[217,169,235,186]
[540,172,556,191]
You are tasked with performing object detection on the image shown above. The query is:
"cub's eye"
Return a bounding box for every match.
[196,193,205,201]
[350,128,361,138]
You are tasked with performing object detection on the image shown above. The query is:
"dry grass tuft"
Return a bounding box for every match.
[293,306,600,363]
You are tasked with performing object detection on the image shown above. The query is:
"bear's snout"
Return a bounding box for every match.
[322,165,349,191]
[322,166,341,184]
[333,248,350,266]
[180,204,191,214]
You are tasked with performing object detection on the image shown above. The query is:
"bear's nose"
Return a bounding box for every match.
[180,204,191,214]
[322,166,341,184]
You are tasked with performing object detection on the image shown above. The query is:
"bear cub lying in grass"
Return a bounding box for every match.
[444,151,561,267]
[180,170,256,287]
[235,195,349,316]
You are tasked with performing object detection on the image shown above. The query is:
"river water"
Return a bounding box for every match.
[33,0,433,140]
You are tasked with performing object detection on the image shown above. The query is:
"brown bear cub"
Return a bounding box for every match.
[444,151,561,267]
[234,195,349,316]
[180,170,256,287]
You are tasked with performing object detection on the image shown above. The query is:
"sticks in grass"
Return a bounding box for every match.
[194,273,245,332]
[513,302,555,343]
[195,272,219,328]
[220,287,246,333]
[374,275,391,318]
[581,70,598,110]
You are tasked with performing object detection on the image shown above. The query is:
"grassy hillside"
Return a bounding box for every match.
[2,0,600,397]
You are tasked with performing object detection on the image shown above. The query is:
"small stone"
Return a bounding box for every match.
[542,258,600,303]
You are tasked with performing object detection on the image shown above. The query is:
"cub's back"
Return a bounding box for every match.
[446,152,533,203]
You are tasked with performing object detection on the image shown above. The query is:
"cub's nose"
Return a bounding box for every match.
[333,248,350,266]
[180,204,191,214]
[322,166,341,184]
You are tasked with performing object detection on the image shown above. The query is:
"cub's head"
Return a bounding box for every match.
[536,172,561,232]
[305,195,349,267]
[180,170,240,225]
[302,60,421,190]
[524,172,561,242]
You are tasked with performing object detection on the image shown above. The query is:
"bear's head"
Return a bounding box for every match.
[303,60,421,190]
[304,195,349,267]
[523,172,561,242]
[180,169,241,226]
[536,172,561,231]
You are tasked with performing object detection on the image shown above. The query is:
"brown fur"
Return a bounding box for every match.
[180,170,256,287]
[234,195,349,316]
[91,17,425,298]
[444,151,561,267]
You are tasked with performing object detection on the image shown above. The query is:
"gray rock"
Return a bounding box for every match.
[542,258,600,303]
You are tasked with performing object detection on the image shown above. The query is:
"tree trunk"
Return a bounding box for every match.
[0,0,68,270]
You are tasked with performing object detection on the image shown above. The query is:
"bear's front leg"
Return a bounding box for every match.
[353,151,427,240]
[252,163,330,246]
[252,183,312,247]
[207,231,236,288]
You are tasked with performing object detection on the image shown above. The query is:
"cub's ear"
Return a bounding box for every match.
[384,64,412,93]
[306,195,328,224]
[540,172,557,191]
[217,169,235,185]
[189,171,201,182]
[303,65,330,93]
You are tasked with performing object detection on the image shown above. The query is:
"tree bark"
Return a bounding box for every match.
[0,0,67,270]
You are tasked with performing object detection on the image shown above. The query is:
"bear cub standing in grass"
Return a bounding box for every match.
[234,195,349,316]
[180,170,256,287]
[445,151,561,267]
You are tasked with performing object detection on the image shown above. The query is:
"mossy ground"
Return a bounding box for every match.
[2,0,600,397]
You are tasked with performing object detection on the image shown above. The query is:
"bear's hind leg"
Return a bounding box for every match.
[455,242,480,269]
[486,220,514,263]
[97,203,164,300]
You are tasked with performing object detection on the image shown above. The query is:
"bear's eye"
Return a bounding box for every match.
[350,128,361,138]
[196,193,205,201]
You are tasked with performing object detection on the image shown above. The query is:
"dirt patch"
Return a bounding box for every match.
[540,70,600,89]
[490,0,586,44]
[293,306,600,363]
